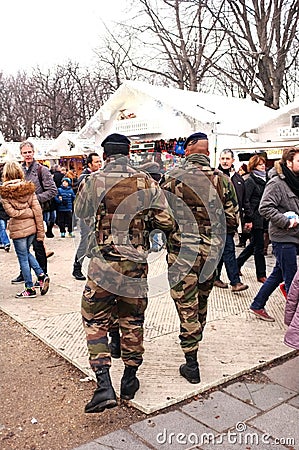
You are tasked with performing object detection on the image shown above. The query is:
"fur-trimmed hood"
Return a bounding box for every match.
[0,179,36,201]
[268,160,284,179]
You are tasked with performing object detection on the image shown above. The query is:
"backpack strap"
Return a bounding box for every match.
[37,164,45,192]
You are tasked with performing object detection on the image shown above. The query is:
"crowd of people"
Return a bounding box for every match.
[0,133,298,414]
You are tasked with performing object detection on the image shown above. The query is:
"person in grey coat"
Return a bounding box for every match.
[284,267,299,350]
[249,147,299,322]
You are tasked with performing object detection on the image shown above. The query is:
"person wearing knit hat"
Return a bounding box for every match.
[61,177,72,186]
[54,177,76,238]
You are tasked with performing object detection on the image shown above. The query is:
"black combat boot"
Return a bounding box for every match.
[45,222,55,238]
[85,366,117,413]
[179,350,201,384]
[120,366,140,400]
[72,256,86,280]
[109,330,121,359]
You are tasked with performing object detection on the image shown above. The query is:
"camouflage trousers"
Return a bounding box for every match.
[81,256,148,371]
[167,250,216,354]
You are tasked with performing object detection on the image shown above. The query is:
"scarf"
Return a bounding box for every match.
[281,163,299,198]
[218,164,230,176]
[185,153,211,167]
[253,169,266,181]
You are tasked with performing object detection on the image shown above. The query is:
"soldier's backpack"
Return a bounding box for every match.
[95,171,152,254]
[169,165,225,234]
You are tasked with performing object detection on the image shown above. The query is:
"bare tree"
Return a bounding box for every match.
[112,0,227,91]
[98,0,298,107]
[210,0,299,109]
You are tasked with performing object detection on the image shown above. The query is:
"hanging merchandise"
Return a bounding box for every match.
[174,137,185,156]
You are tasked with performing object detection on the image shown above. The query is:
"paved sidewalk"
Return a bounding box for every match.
[0,232,298,448]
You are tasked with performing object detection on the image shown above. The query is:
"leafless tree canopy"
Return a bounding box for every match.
[0,63,111,141]
[0,0,298,141]
[105,0,299,108]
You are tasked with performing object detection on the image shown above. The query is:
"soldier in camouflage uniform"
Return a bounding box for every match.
[161,132,239,384]
[75,133,174,413]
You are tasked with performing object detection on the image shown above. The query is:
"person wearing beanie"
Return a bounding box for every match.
[75,133,174,413]
[161,132,239,384]
[54,177,76,238]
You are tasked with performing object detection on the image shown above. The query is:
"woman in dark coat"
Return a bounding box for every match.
[237,155,267,283]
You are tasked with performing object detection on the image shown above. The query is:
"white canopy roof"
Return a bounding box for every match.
[78,80,277,140]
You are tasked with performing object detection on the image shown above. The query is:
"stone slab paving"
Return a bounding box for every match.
[199,425,289,450]
[181,391,259,433]
[72,358,299,450]
[130,411,216,450]
[95,429,152,449]
[223,382,297,410]
[264,355,299,392]
[289,395,299,408]
[248,403,299,447]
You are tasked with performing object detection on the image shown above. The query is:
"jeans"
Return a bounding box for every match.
[43,210,56,225]
[13,235,44,288]
[251,241,298,310]
[0,219,10,246]
[217,233,240,286]
[237,228,266,278]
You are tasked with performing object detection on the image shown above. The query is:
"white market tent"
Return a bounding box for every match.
[77,80,277,164]
[52,131,97,157]
[0,132,97,164]
[232,97,299,162]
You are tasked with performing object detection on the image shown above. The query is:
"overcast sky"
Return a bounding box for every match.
[0,0,126,74]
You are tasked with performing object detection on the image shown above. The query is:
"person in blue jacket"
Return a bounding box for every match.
[55,177,75,237]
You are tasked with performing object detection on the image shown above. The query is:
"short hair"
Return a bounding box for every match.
[86,152,99,166]
[281,147,299,165]
[3,161,24,181]
[248,154,266,172]
[220,148,234,158]
[20,141,34,151]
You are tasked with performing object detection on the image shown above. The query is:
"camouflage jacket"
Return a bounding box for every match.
[74,154,174,261]
[161,153,239,254]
